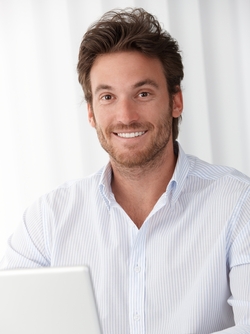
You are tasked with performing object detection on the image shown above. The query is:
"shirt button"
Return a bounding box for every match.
[134,265,141,273]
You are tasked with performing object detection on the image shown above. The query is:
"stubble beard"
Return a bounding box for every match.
[94,109,173,171]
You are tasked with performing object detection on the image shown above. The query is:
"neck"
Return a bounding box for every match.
[110,143,177,228]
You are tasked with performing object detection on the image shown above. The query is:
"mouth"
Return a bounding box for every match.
[115,131,146,138]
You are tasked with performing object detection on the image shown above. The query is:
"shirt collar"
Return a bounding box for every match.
[99,141,191,209]
[168,142,190,206]
[99,162,113,210]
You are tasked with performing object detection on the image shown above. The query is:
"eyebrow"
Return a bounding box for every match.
[94,79,159,95]
[94,84,112,95]
[133,79,159,89]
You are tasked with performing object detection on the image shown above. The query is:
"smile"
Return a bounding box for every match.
[116,131,145,138]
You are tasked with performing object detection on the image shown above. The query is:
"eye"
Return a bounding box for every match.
[138,92,150,98]
[101,94,112,100]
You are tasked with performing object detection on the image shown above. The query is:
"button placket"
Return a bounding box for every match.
[129,226,146,334]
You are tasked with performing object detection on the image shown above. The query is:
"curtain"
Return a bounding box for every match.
[0,0,249,257]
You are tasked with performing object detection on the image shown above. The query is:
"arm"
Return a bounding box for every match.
[211,263,250,333]
[212,325,250,333]
[0,197,50,269]
[211,181,250,334]
[212,203,250,334]
[210,263,250,333]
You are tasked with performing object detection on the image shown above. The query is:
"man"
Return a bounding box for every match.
[1,7,250,334]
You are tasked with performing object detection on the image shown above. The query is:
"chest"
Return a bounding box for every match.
[49,207,231,333]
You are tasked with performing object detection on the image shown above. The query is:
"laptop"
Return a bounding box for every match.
[0,266,102,334]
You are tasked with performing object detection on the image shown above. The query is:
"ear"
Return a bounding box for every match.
[172,90,183,118]
[87,103,96,128]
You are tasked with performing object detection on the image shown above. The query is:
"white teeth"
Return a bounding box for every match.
[117,131,145,138]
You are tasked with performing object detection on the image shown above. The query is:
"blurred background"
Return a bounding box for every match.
[0,0,249,258]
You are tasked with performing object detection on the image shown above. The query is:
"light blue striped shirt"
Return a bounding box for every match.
[1,143,250,333]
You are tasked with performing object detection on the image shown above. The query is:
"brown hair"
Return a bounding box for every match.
[77,8,184,140]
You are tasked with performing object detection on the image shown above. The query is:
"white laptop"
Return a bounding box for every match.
[0,266,102,334]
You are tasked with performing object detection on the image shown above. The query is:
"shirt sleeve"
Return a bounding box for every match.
[211,265,250,333]
[0,197,50,269]
[212,324,250,333]
[212,188,250,333]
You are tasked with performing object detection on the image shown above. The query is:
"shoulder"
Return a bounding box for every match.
[187,154,250,185]
[184,154,250,205]
[41,166,106,205]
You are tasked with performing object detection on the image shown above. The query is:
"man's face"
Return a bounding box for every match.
[88,51,182,168]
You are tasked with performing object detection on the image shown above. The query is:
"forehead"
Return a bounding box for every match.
[89,51,167,90]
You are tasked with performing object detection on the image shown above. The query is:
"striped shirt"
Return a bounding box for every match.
[1,143,250,333]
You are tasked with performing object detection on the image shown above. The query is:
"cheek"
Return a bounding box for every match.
[93,108,113,129]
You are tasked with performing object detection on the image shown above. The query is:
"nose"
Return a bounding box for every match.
[117,98,139,125]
